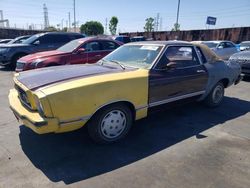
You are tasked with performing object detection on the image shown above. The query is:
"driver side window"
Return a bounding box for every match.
[156,46,200,69]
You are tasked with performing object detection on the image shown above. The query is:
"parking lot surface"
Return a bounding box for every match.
[0,66,250,188]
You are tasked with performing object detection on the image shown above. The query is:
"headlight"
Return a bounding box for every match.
[30,58,46,68]
[35,98,45,116]
[0,48,10,53]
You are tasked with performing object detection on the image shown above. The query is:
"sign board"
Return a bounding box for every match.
[206,16,217,25]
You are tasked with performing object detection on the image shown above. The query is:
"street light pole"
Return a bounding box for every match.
[175,0,180,30]
[73,0,76,32]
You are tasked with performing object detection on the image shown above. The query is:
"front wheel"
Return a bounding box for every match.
[88,103,133,144]
[204,82,225,107]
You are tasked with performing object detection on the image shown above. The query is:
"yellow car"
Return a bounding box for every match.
[9,41,241,143]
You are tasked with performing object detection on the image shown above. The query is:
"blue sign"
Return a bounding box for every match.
[206,16,217,25]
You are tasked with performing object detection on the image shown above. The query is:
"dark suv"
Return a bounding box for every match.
[0,32,84,68]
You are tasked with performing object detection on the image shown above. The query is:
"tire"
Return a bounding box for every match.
[10,53,26,69]
[204,81,225,107]
[88,103,133,144]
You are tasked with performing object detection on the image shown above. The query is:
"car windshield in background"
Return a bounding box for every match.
[57,39,82,52]
[241,42,250,47]
[202,42,218,48]
[102,44,163,69]
[22,34,40,44]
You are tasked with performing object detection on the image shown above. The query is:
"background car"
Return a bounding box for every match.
[201,40,239,60]
[130,36,146,42]
[7,35,31,44]
[16,37,122,71]
[0,39,13,44]
[112,35,131,43]
[229,50,250,76]
[240,41,250,51]
[0,32,84,68]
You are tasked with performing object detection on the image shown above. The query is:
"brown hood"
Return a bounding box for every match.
[16,64,130,90]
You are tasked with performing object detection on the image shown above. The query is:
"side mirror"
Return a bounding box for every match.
[77,48,86,54]
[217,45,223,49]
[33,40,40,45]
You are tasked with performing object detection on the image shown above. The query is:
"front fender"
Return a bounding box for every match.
[41,69,149,125]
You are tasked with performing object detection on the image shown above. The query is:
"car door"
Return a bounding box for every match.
[69,41,102,64]
[215,42,228,59]
[83,41,103,64]
[149,45,208,105]
[101,40,120,57]
[225,42,238,59]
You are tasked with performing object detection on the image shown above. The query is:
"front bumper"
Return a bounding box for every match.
[9,89,59,134]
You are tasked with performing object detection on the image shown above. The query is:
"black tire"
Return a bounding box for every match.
[10,53,27,69]
[204,81,225,107]
[88,103,133,144]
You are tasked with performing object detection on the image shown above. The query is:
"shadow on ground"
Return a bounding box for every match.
[0,65,14,72]
[19,96,250,184]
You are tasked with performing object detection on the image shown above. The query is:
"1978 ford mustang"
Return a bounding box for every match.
[9,41,241,143]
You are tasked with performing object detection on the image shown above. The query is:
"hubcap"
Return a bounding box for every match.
[212,85,224,104]
[100,110,127,139]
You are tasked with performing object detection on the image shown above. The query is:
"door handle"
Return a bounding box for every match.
[197,70,205,73]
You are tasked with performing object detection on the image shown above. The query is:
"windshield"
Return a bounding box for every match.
[8,36,28,44]
[57,39,83,52]
[101,44,163,69]
[202,42,218,48]
[240,42,250,47]
[23,34,40,44]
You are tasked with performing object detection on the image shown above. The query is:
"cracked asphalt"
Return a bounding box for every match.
[0,66,250,188]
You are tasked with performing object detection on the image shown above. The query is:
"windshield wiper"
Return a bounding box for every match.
[109,60,125,70]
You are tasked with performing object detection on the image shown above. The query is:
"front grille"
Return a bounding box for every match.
[15,85,32,109]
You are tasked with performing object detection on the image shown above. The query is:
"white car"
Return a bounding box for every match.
[240,41,250,51]
[201,41,239,60]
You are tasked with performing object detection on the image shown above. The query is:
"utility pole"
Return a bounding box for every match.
[175,0,180,30]
[0,10,3,27]
[105,18,108,34]
[159,17,163,31]
[68,12,71,31]
[73,0,76,32]
[61,19,64,30]
[155,13,160,32]
[43,4,49,29]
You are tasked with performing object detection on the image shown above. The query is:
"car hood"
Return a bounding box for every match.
[19,50,67,62]
[230,50,250,60]
[16,64,136,90]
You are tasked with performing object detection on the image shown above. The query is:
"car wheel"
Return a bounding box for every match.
[204,81,225,107]
[88,103,133,144]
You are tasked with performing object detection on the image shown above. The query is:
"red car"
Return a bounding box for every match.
[15,37,123,72]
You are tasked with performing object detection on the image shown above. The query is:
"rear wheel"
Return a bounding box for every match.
[88,103,133,144]
[204,82,225,107]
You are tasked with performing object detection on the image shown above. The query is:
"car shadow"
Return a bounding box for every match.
[19,96,250,184]
[0,65,14,72]
[243,75,250,82]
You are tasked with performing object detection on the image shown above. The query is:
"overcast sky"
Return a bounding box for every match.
[0,0,250,32]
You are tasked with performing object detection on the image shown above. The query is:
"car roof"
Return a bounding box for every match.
[126,40,191,46]
[202,40,234,43]
[74,36,120,43]
[125,40,221,63]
